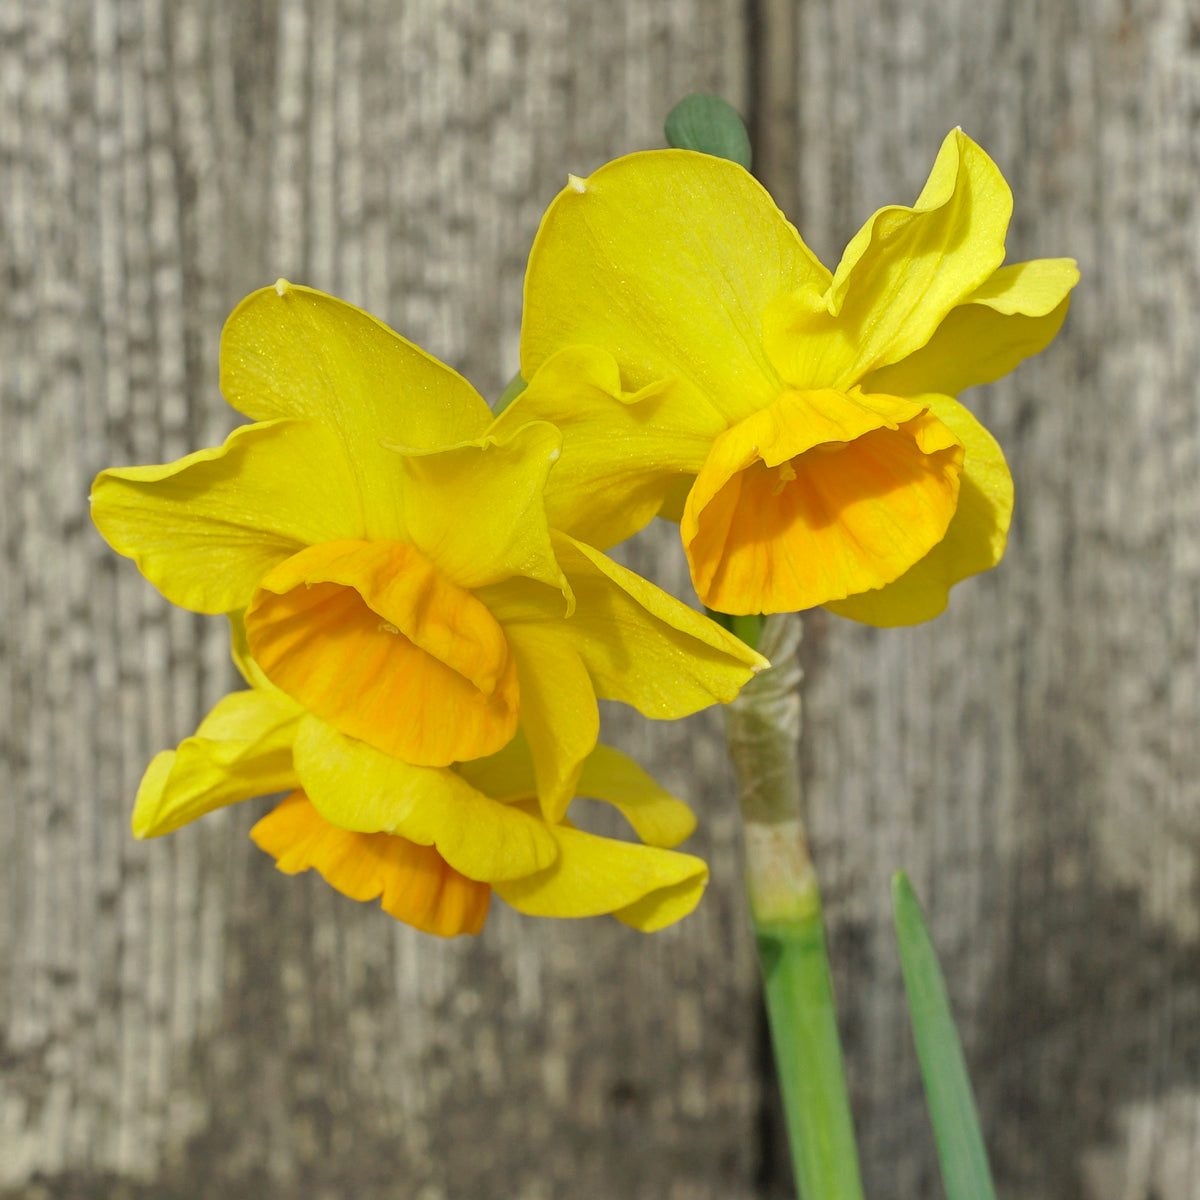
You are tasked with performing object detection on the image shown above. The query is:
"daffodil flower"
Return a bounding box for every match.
[132,625,708,936]
[92,283,764,831]
[503,129,1079,622]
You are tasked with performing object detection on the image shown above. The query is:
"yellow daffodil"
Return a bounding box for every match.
[504,129,1079,623]
[92,283,764,834]
[133,626,708,936]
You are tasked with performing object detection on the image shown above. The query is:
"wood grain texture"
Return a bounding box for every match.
[790,2,1200,1198]
[3,0,1198,1198]
[0,3,766,1197]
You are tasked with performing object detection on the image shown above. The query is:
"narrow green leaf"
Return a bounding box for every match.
[893,872,998,1200]
[664,94,752,170]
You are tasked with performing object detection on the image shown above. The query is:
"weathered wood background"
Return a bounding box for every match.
[2,1,1197,1197]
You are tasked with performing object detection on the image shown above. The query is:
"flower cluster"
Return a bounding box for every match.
[92,130,1074,935]
[507,128,1077,622]
[93,283,764,935]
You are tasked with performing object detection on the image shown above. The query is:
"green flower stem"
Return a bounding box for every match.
[724,614,864,1200]
[755,897,863,1200]
[493,371,526,413]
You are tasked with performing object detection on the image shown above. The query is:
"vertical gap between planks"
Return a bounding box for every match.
[746,0,799,221]
[745,8,804,1195]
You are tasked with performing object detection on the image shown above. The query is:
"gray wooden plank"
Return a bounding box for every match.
[11,0,1197,1196]
[789,2,1200,1197]
[0,2,769,1197]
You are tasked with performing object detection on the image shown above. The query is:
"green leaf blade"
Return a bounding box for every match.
[893,871,998,1200]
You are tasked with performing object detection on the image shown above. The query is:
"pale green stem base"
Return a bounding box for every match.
[724,614,865,1200]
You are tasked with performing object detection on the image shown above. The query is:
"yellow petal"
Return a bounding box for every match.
[550,532,768,712]
[459,735,698,850]
[521,150,831,425]
[824,394,1012,626]
[657,474,693,524]
[494,821,707,930]
[611,881,708,932]
[219,285,488,544]
[251,791,491,936]
[682,389,964,614]
[91,419,365,614]
[246,540,518,766]
[222,281,491,447]
[293,716,559,882]
[132,687,303,838]
[453,727,539,801]
[494,345,722,550]
[962,256,1079,317]
[575,744,696,849]
[862,258,1080,398]
[228,611,276,692]
[392,419,569,596]
[763,129,1013,390]
[500,617,599,824]
[477,545,763,824]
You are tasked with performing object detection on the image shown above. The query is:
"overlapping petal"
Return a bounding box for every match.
[494,345,722,550]
[863,258,1080,398]
[682,389,964,614]
[520,149,830,425]
[292,715,560,883]
[444,739,709,930]
[289,714,710,930]
[499,619,599,822]
[573,744,696,848]
[251,791,491,936]
[480,535,766,819]
[132,650,711,934]
[457,735,697,850]
[549,533,768,712]
[222,281,491,449]
[824,394,1012,626]
[246,539,520,765]
[132,686,303,838]
[494,818,708,932]
[763,129,1014,391]
[391,418,569,595]
[91,419,366,614]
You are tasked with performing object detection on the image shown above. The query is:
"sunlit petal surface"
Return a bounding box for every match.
[519,130,1074,619]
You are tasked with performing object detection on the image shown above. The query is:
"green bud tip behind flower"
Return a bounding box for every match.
[664,93,752,170]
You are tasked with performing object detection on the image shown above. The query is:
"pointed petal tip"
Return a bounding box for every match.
[273,277,291,296]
